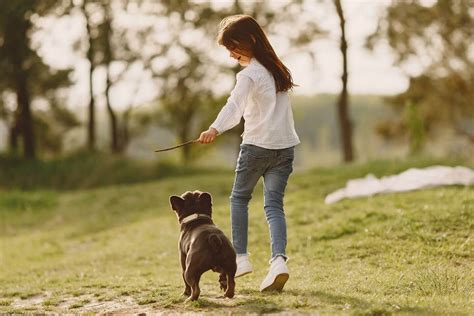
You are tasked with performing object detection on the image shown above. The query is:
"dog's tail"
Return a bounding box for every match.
[208,233,223,253]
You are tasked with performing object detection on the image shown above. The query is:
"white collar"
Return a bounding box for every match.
[180,213,212,224]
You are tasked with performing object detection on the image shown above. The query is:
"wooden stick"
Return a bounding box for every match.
[154,139,200,152]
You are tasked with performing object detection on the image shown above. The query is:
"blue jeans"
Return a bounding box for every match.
[230,144,294,261]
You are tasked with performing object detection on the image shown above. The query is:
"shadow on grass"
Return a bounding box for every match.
[284,289,436,315]
[187,296,282,314]
[151,289,282,313]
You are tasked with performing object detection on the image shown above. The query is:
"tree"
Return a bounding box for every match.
[333,0,354,162]
[0,0,73,159]
[367,0,474,150]
[85,0,143,154]
[101,1,120,153]
[80,0,97,151]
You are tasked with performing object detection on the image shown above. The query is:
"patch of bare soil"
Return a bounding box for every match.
[10,293,154,314]
[8,292,314,315]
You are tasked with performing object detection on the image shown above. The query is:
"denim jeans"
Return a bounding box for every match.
[230,144,294,261]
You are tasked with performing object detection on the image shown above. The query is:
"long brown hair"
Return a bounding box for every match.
[217,15,295,92]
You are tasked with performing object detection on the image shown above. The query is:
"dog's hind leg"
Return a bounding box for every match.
[224,274,235,298]
[223,258,237,298]
[180,253,191,296]
[184,269,201,302]
[182,272,191,296]
[218,272,227,291]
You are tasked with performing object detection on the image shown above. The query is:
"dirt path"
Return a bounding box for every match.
[10,293,154,314]
[7,288,320,315]
[8,292,279,314]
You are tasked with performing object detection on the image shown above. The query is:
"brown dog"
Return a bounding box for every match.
[169,191,236,302]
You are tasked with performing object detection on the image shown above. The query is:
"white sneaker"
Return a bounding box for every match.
[235,254,253,278]
[259,256,289,292]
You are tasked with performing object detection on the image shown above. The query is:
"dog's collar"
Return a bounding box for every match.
[180,213,212,224]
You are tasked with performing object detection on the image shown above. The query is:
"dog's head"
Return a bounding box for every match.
[169,190,213,223]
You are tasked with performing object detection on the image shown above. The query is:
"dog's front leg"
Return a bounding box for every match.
[180,251,191,296]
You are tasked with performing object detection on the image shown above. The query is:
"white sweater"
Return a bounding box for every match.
[210,58,300,150]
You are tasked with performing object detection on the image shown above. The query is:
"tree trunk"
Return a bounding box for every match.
[87,66,96,151]
[9,12,36,160]
[8,118,20,154]
[16,71,35,159]
[103,3,119,153]
[180,125,192,165]
[83,0,96,151]
[105,66,119,153]
[119,108,132,153]
[178,106,193,165]
[334,0,354,162]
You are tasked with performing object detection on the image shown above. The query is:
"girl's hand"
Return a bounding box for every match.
[199,128,218,144]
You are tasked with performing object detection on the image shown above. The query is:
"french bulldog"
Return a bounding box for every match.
[169,191,236,302]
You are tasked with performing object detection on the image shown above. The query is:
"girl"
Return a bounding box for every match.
[199,15,300,292]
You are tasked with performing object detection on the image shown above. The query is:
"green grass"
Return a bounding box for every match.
[0,158,473,314]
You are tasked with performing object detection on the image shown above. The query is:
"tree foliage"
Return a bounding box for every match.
[368,0,474,149]
[0,0,75,159]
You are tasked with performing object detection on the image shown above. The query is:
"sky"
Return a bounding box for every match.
[31,0,424,112]
[291,0,414,94]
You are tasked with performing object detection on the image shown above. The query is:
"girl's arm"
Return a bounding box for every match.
[199,74,253,144]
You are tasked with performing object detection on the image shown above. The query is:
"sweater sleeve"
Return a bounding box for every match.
[210,74,253,135]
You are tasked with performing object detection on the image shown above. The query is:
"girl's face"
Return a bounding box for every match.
[228,49,252,66]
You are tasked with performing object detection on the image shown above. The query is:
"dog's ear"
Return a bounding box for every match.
[199,192,212,209]
[170,195,185,212]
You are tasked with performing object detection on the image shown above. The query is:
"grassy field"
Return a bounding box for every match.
[0,158,473,314]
